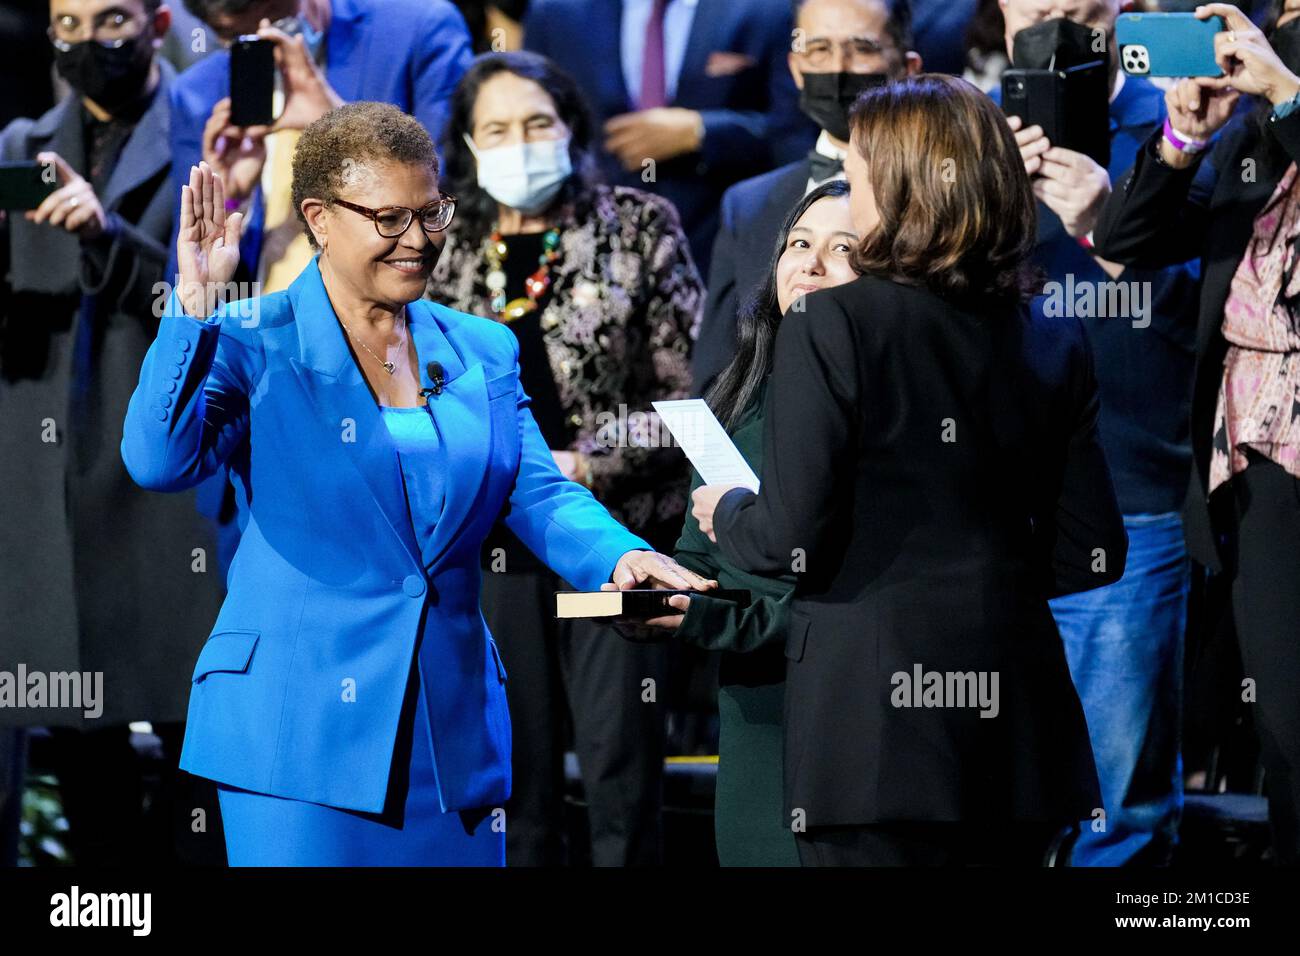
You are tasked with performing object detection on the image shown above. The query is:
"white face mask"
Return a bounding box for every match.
[463,133,573,214]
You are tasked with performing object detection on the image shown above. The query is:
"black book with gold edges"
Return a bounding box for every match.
[554,589,752,620]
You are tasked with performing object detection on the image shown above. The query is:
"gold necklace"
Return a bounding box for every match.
[339,312,408,375]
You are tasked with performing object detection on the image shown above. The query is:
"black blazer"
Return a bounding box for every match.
[712,274,1125,827]
[1092,106,1300,572]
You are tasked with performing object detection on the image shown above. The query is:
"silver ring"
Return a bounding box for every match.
[66,197,79,208]
[1228,30,1237,43]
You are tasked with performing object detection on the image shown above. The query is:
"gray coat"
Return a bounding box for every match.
[0,60,223,728]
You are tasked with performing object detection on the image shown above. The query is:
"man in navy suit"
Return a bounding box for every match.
[692,0,920,391]
[523,0,817,278]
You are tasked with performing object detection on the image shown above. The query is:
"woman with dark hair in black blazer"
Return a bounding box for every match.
[690,73,1129,866]
[1093,2,1300,865]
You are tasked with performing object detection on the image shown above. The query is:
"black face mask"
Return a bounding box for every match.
[1012,16,1108,71]
[55,35,154,112]
[1271,18,1300,75]
[799,71,888,142]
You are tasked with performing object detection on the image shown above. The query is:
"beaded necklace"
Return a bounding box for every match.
[484,226,562,322]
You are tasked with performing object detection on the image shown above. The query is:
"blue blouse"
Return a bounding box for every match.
[379,404,446,573]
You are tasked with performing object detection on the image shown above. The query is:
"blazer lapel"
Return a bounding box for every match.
[408,301,493,569]
[100,60,175,211]
[287,259,423,570]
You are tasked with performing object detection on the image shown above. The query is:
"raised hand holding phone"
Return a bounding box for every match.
[1198,3,1300,104]
[176,162,244,320]
[255,21,343,133]
[202,97,269,204]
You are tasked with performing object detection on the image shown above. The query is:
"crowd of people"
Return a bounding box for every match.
[1,0,1298,868]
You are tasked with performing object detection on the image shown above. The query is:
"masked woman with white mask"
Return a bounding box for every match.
[427,51,703,866]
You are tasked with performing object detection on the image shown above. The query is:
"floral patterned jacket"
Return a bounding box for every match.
[427,185,704,547]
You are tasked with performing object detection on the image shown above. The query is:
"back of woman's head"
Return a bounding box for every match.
[847,73,1039,304]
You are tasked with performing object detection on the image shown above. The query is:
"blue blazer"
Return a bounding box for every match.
[167,0,473,280]
[121,258,649,814]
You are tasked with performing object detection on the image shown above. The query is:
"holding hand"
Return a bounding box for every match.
[600,556,713,636]
[1198,4,1300,105]
[256,20,343,132]
[202,97,269,204]
[1005,116,1111,238]
[603,108,703,171]
[26,152,107,239]
[176,162,244,319]
[1007,115,1052,177]
[1032,146,1112,239]
[690,483,743,543]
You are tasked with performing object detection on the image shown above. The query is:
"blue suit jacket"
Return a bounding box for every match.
[523,0,816,278]
[121,258,649,814]
[167,0,473,281]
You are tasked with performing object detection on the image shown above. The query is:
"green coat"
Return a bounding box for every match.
[672,384,799,866]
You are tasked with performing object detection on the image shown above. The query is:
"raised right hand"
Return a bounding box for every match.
[177,162,244,320]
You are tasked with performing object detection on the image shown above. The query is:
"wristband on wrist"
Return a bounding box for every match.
[1272,87,1300,121]
[1162,117,1211,155]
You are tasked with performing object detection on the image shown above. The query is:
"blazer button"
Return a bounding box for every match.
[175,351,188,364]
[180,339,192,352]
[152,406,168,421]
[159,393,173,408]
[402,575,426,598]
[168,365,182,379]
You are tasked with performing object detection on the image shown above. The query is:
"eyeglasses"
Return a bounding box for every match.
[48,10,143,51]
[331,197,457,237]
[795,35,892,70]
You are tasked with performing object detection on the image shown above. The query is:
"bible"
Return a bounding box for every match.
[555,588,751,620]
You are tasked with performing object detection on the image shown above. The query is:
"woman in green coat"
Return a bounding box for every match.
[649,181,858,865]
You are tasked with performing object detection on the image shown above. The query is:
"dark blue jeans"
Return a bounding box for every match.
[1050,512,1189,866]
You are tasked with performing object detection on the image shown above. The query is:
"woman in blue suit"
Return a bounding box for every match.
[121,101,712,866]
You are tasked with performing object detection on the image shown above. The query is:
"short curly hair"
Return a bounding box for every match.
[291,101,440,249]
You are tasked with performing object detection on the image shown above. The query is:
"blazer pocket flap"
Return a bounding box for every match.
[193,629,260,682]
[488,637,508,682]
[486,369,518,400]
[785,611,810,662]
